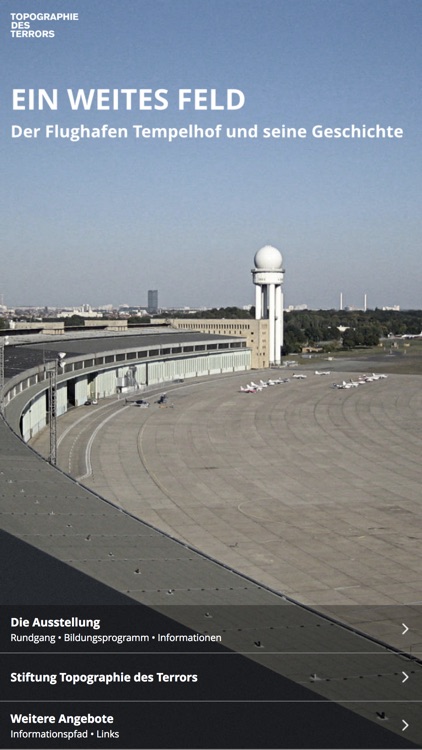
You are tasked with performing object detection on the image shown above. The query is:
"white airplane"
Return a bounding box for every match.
[315,370,331,375]
[250,381,264,390]
[332,380,353,389]
[292,373,307,379]
[273,377,290,384]
[240,385,256,393]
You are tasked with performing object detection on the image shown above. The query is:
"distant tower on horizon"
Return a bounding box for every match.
[252,245,285,365]
[147,289,158,314]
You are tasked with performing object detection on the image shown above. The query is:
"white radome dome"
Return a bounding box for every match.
[254,245,283,270]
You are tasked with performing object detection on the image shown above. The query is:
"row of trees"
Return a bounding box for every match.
[2,308,421,354]
[287,308,422,336]
[162,306,422,353]
[283,309,422,354]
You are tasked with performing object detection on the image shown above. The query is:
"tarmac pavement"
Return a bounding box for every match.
[31,368,422,651]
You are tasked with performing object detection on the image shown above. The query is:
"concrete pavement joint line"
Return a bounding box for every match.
[49,370,422,620]
[58,375,236,459]
[66,402,129,475]
[136,421,175,502]
[77,406,131,480]
[133,375,246,503]
[58,382,199,475]
[57,398,122,449]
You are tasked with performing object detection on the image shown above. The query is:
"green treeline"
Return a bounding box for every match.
[283,309,422,353]
[170,306,422,354]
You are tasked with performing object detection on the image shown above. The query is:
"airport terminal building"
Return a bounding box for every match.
[1,325,421,747]
[2,327,250,442]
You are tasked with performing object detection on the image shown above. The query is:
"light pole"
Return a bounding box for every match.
[0,336,10,418]
[47,352,66,466]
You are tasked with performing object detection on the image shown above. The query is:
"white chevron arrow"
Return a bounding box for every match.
[402,720,409,732]
[401,623,409,635]
[402,672,409,683]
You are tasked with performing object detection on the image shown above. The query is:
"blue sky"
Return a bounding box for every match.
[1,0,421,309]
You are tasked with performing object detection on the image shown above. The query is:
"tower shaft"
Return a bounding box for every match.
[252,245,285,366]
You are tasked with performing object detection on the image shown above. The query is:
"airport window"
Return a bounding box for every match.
[105,355,114,363]
[127,351,136,359]
[116,353,125,361]
[195,345,206,351]
[83,359,94,368]
[95,357,104,365]
[207,344,217,350]
[183,345,194,352]
[148,349,159,357]
[161,348,171,355]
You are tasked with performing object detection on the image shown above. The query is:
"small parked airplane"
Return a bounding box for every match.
[249,382,263,390]
[348,380,360,387]
[315,370,331,375]
[292,373,307,379]
[366,372,387,380]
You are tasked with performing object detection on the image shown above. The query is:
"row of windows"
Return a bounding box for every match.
[59,342,244,373]
[5,341,247,405]
[183,323,252,331]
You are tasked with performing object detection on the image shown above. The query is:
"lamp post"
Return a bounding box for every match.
[0,336,10,418]
[47,352,66,466]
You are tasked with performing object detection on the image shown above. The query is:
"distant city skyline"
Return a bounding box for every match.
[2,295,406,313]
[2,0,421,309]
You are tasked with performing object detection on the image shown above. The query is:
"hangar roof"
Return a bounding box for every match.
[3,329,242,380]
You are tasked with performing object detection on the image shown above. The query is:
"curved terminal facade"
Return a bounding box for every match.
[2,330,250,441]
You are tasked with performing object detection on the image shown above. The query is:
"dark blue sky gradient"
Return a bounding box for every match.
[1,0,421,309]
